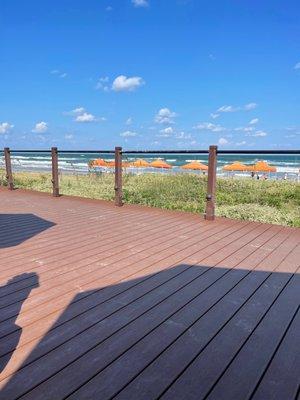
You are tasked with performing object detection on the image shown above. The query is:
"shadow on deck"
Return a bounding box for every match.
[0,264,299,400]
[0,214,55,248]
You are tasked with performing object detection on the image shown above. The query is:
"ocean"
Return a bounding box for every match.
[1,152,299,180]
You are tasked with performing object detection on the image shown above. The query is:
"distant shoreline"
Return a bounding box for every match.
[1,151,299,181]
[3,165,299,182]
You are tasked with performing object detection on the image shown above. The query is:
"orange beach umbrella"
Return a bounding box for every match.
[91,158,108,167]
[223,161,251,172]
[150,159,172,169]
[131,159,150,167]
[106,161,131,168]
[181,161,208,171]
[250,161,277,173]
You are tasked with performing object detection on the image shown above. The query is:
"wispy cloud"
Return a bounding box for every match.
[234,126,254,132]
[247,130,267,137]
[217,105,238,113]
[0,122,14,134]
[244,102,257,110]
[95,76,110,91]
[112,75,145,92]
[175,131,192,140]
[66,107,86,115]
[32,121,48,133]
[235,140,247,146]
[132,0,149,7]
[155,108,177,124]
[217,102,258,113]
[50,69,67,78]
[210,113,219,119]
[294,62,300,70]
[218,137,228,145]
[195,122,226,132]
[249,118,259,125]
[120,130,138,137]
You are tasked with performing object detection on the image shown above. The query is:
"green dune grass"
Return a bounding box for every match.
[1,170,299,227]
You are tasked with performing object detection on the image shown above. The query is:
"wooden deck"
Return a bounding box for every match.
[0,187,299,400]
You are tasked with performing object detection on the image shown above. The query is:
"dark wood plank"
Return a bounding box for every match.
[86,268,293,399]
[205,274,300,400]
[251,307,300,400]
[154,272,295,400]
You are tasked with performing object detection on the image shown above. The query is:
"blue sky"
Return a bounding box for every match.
[1,0,300,150]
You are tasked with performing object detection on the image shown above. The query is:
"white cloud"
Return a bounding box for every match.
[120,130,138,137]
[195,122,226,132]
[65,134,74,140]
[284,134,296,138]
[244,102,257,110]
[294,62,300,70]
[126,117,133,125]
[32,121,48,133]
[217,105,238,113]
[65,107,104,123]
[249,118,259,125]
[70,107,86,115]
[75,112,97,123]
[176,131,191,139]
[236,141,247,146]
[155,108,177,124]
[159,127,173,137]
[50,69,67,78]
[132,0,149,7]
[0,122,14,134]
[210,113,220,119]
[217,103,258,113]
[234,126,254,132]
[112,75,145,92]
[218,137,228,145]
[248,130,267,137]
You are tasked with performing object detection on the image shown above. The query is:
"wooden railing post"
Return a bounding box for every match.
[4,147,14,190]
[114,146,123,206]
[51,147,59,197]
[205,145,218,220]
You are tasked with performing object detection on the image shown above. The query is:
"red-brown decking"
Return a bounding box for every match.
[0,187,299,400]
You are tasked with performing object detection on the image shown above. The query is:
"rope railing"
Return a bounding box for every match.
[1,146,300,221]
[1,149,299,154]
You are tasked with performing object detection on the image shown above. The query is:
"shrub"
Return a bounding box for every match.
[216,203,298,227]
